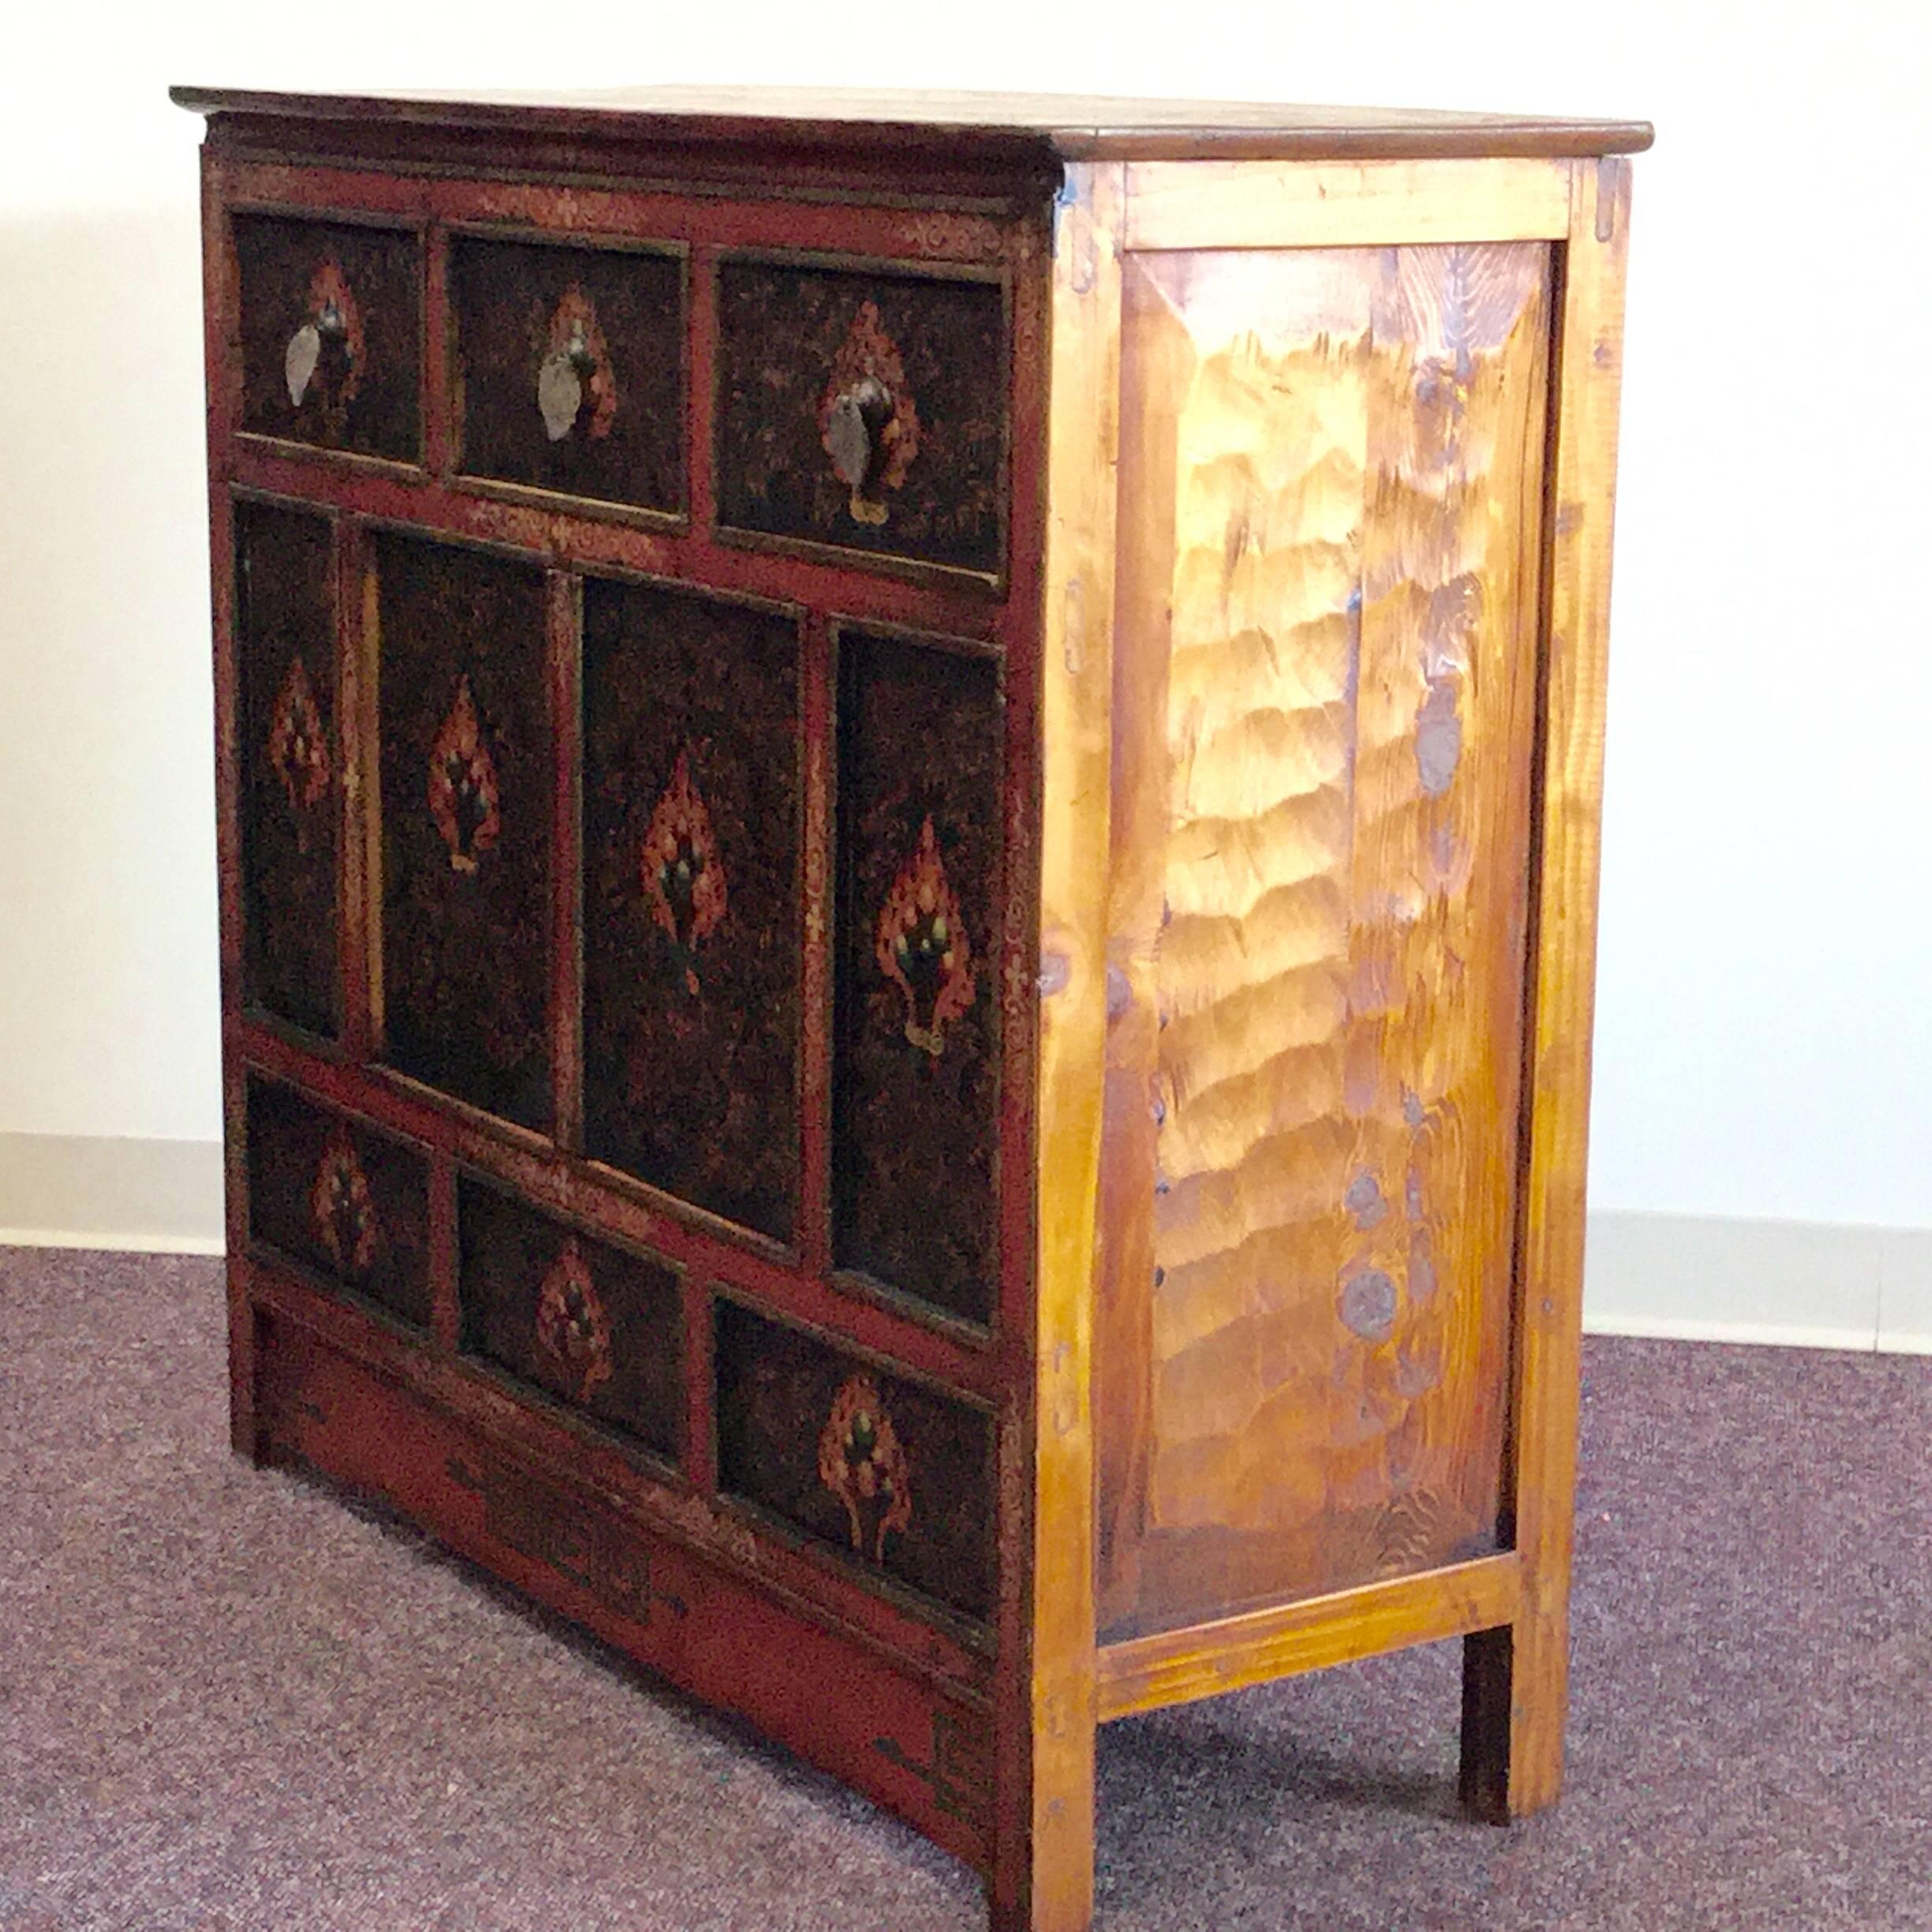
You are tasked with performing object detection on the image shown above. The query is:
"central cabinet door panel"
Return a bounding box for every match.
[374,534,553,1130]
[832,627,1002,1327]
[580,576,803,1243]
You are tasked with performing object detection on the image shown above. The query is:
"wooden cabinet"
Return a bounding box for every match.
[179,84,1646,1931]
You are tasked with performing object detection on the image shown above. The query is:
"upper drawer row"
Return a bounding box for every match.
[231,214,1009,582]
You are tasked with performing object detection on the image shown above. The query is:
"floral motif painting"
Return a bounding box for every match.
[818,1373,914,1562]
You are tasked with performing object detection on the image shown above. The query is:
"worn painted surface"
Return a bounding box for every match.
[1097,241,1553,1638]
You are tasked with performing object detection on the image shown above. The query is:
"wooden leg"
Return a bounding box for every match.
[989,1702,1097,1932]
[1459,1604,1568,1822]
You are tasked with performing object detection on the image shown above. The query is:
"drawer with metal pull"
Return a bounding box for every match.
[232,213,422,462]
[449,231,687,518]
[713,254,1008,582]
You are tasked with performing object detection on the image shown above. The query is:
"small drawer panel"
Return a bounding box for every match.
[714,1298,995,1623]
[581,575,802,1243]
[451,235,685,515]
[716,258,1006,578]
[833,627,1003,1326]
[235,500,339,1038]
[245,1077,431,1330]
[375,532,552,1130]
[458,1177,683,1462]
[234,215,421,462]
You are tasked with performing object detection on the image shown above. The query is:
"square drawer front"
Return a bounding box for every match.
[451,234,685,515]
[374,533,552,1131]
[833,627,1003,1327]
[714,1298,994,1623]
[234,215,421,462]
[235,498,339,1038]
[245,1077,432,1330]
[581,575,802,1242]
[458,1178,683,1463]
[716,257,1006,578]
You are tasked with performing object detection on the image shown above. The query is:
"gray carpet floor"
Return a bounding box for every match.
[2,1247,1927,1930]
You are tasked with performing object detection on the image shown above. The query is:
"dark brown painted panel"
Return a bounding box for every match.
[714,1299,994,1622]
[375,533,552,1129]
[581,576,801,1241]
[716,259,1005,576]
[245,1076,431,1329]
[457,1176,683,1462]
[235,500,339,1037]
[234,215,421,461]
[451,235,684,513]
[833,628,1002,1325]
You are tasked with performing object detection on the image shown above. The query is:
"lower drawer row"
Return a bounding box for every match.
[254,1312,997,1871]
[245,1075,995,1627]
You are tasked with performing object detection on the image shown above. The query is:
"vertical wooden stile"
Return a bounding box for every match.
[994,160,1122,1932]
[336,515,373,1065]
[546,569,584,1152]
[1462,152,1633,1820]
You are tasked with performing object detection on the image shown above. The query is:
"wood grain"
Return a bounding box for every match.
[1461,151,1633,1825]
[994,159,1123,1932]
[175,84,1653,168]
[1097,240,1553,1642]
[1097,1552,1518,1720]
[1125,158,1573,251]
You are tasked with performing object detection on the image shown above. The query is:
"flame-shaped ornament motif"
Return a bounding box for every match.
[818,1374,912,1563]
[874,815,975,1057]
[283,260,365,427]
[533,1239,613,1403]
[536,285,619,444]
[267,656,331,833]
[427,676,502,874]
[640,747,727,997]
[310,1133,380,1279]
[818,301,921,526]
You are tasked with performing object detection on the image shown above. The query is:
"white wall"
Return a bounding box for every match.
[1,2,1925,1226]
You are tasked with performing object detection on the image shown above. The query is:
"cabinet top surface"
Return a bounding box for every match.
[170,84,1652,162]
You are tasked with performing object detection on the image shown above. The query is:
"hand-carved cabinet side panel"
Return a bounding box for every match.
[581,578,801,1242]
[373,534,552,1130]
[832,628,1002,1326]
[458,1175,683,1462]
[245,1076,432,1330]
[233,215,421,462]
[451,237,686,513]
[1099,244,1552,1637]
[715,259,1006,576]
[714,1297,995,1623]
[234,500,339,1037]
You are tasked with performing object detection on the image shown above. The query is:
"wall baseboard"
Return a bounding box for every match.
[0,1132,225,1256]
[0,1136,1926,1354]
[1583,1209,1930,1354]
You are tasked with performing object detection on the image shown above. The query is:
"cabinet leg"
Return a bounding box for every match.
[1459,1611,1568,1822]
[988,1713,1096,1932]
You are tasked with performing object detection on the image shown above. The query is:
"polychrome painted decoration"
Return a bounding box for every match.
[375,534,552,1130]
[715,258,1005,575]
[581,575,801,1243]
[833,627,1002,1325]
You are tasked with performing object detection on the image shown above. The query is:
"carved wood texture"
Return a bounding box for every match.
[1098,242,1553,1638]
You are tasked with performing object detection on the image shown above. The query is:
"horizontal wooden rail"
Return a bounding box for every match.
[1122,157,1573,251]
[1095,1552,1522,1721]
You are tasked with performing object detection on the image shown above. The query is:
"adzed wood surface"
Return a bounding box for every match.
[1096,239,1554,1642]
